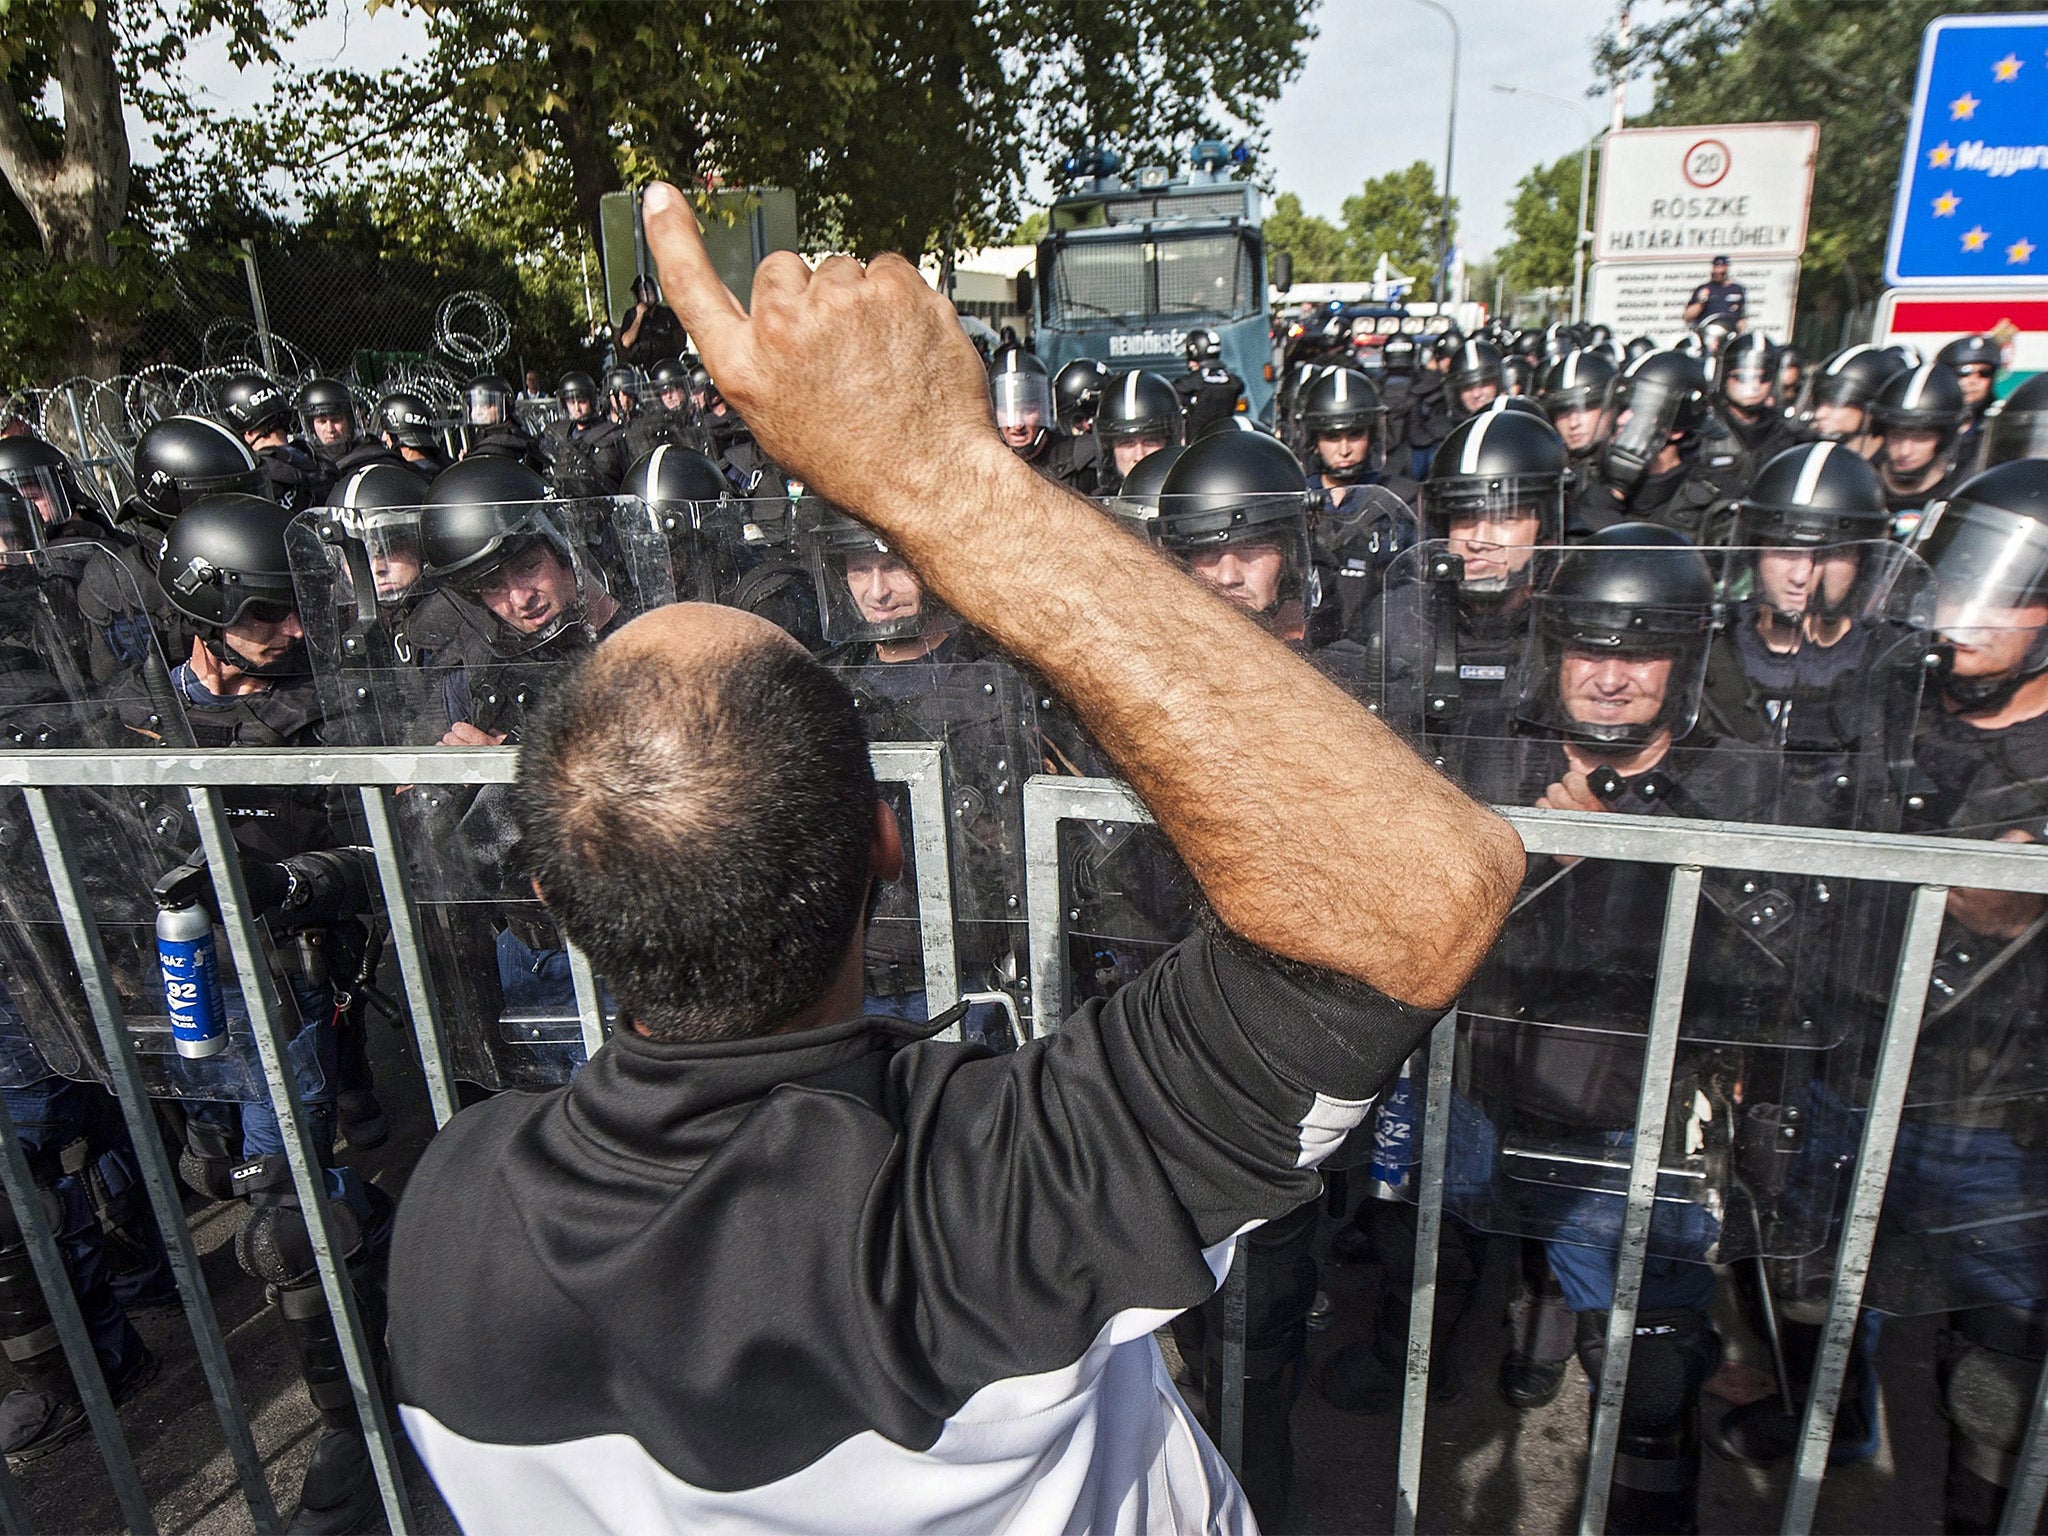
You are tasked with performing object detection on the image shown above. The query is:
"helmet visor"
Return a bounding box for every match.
[1421,477,1564,592]
[466,384,511,428]
[1918,499,2048,644]
[1980,402,2048,471]
[806,514,941,644]
[991,372,1053,434]
[0,466,71,532]
[1154,493,1314,628]
[1517,595,1713,748]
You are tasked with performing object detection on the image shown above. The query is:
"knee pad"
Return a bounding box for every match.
[231,1159,362,1291]
[179,1119,239,1202]
[1939,1309,2044,1494]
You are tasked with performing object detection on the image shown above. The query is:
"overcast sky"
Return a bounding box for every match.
[152,0,1654,260]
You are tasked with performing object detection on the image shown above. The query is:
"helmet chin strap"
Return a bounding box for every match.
[205,632,307,679]
[1941,661,2045,715]
[1320,459,1366,485]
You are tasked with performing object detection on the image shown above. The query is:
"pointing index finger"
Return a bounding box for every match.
[642,181,748,363]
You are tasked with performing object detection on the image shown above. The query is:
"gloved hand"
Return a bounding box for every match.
[152,848,374,926]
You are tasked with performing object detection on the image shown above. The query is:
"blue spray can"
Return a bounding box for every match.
[1368,1050,1419,1200]
[157,898,228,1059]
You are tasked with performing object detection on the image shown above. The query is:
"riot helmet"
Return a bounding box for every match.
[650,359,693,413]
[803,502,948,646]
[296,378,358,453]
[1715,331,1777,417]
[989,348,1054,452]
[1381,333,1418,375]
[1624,335,1657,363]
[1914,460,2048,712]
[127,415,264,530]
[218,373,292,441]
[622,444,728,508]
[1447,340,1505,418]
[1105,443,1183,537]
[1803,345,1906,444]
[1979,372,2048,469]
[418,458,596,656]
[1774,346,1805,400]
[1501,355,1535,397]
[603,367,641,419]
[1516,522,1717,751]
[0,436,91,531]
[0,484,40,555]
[1298,367,1387,483]
[687,364,714,407]
[1054,359,1111,432]
[1937,333,2003,415]
[1601,350,1710,492]
[1484,395,1550,421]
[376,391,442,452]
[1094,370,1184,486]
[1729,442,1892,622]
[1538,349,1617,458]
[1155,429,1315,628]
[1868,363,1966,482]
[465,375,516,431]
[160,493,306,675]
[327,462,428,606]
[1184,328,1224,365]
[558,370,599,424]
[1424,408,1568,596]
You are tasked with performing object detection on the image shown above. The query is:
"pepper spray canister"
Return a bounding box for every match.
[156,898,228,1059]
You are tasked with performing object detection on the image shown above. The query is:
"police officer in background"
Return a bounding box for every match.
[1538,348,1617,485]
[1868,362,1972,534]
[460,375,546,474]
[1707,331,1805,484]
[540,371,625,497]
[371,391,451,479]
[1576,350,1737,542]
[120,414,267,617]
[220,374,332,513]
[615,273,685,368]
[1980,372,2048,470]
[989,348,1094,489]
[1090,370,1183,496]
[152,493,394,1533]
[1297,366,1417,642]
[1053,358,1110,439]
[296,379,361,476]
[1174,327,1247,438]
[1938,334,2003,462]
[1682,255,1746,326]
[627,359,713,461]
[1803,345,1907,457]
[1880,459,2048,1534]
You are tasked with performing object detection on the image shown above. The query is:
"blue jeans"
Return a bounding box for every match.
[1,1078,153,1378]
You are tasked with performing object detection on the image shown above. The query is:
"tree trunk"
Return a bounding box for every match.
[0,0,133,376]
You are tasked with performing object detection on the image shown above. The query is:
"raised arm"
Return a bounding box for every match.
[642,183,1520,1007]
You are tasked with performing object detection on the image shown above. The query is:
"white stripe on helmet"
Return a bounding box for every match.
[1458,411,1496,475]
[1791,441,1835,505]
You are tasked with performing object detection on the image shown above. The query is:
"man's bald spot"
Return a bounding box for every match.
[601,600,809,680]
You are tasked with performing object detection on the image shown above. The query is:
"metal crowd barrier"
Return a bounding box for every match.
[0,744,2043,1533]
[1022,774,2048,1536]
[0,743,954,1536]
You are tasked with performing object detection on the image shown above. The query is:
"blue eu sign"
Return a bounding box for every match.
[1887,13,2048,287]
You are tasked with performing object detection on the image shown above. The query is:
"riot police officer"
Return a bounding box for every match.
[1707,330,1805,483]
[1173,327,1247,438]
[602,366,642,432]
[1876,459,2048,1533]
[1804,344,1907,456]
[220,373,332,513]
[0,435,118,545]
[154,493,393,1534]
[295,379,361,474]
[626,358,713,461]
[989,348,1093,490]
[1869,362,1971,532]
[1053,358,1110,437]
[1091,369,1183,495]
[1538,348,1618,482]
[540,371,626,497]
[1297,366,1418,642]
[460,374,545,473]
[371,390,451,478]
[1576,350,1737,541]
[1980,371,2048,469]
[120,414,268,644]
[1937,333,2003,460]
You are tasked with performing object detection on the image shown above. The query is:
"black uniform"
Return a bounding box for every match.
[1573,445,1739,543]
[1173,365,1246,438]
[254,441,333,516]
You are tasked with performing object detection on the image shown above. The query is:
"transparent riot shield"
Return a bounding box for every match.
[698,494,825,653]
[829,659,1035,1046]
[1312,482,1417,651]
[290,495,677,1089]
[1440,536,1865,1267]
[0,542,288,1102]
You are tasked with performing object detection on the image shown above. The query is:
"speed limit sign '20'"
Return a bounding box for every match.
[1683,139,1731,189]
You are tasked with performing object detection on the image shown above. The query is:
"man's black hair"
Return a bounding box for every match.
[511,641,877,1043]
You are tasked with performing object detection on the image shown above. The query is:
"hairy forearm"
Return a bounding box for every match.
[873,445,1523,1007]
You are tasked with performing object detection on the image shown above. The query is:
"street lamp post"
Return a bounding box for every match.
[1493,83,1598,325]
[1404,0,1461,306]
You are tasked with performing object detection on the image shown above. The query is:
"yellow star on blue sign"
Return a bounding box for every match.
[1952,90,1981,119]
[1929,140,1955,167]
[1934,191,1961,216]
[2011,237,2037,265]
[1994,53,2023,81]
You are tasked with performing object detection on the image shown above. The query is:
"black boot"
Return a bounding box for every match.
[1501,1249,1575,1410]
[1707,1315,1880,1468]
[1578,1307,1720,1536]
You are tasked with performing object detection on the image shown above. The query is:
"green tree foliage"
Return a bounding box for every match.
[325,0,1319,259]
[1498,144,1597,293]
[1599,0,2040,333]
[1264,192,1345,281]
[1339,161,1454,285]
